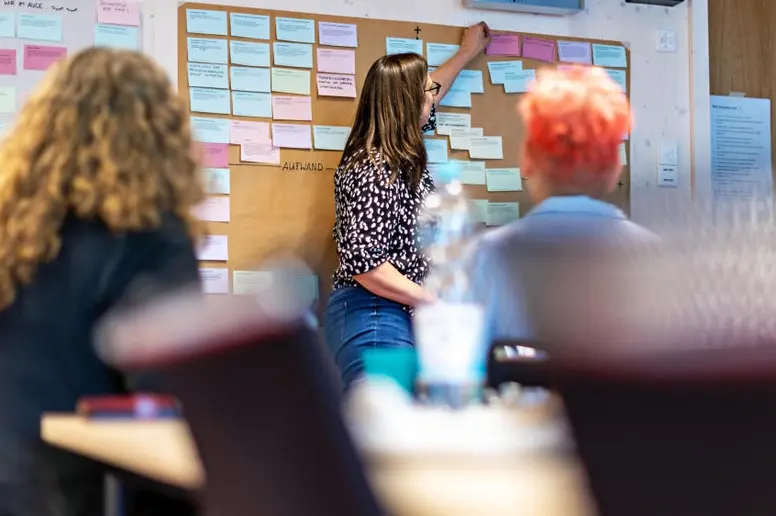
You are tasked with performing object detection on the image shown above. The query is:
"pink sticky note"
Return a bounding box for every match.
[97,0,141,26]
[271,123,312,149]
[316,48,355,75]
[486,34,521,57]
[23,45,67,71]
[197,235,228,261]
[193,197,230,222]
[241,142,281,164]
[316,73,356,98]
[522,37,556,63]
[0,50,16,76]
[271,95,312,121]
[200,143,229,167]
[230,120,270,145]
[200,268,229,294]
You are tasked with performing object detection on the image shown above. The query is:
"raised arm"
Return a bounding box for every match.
[431,22,491,103]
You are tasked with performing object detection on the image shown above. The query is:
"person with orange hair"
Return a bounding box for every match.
[468,65,657,345]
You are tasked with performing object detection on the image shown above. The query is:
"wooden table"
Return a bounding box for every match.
[41,413,594,516]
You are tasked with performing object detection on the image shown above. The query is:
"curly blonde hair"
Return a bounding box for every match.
[0,47,204,310]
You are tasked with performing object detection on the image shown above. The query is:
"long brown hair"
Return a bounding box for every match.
[0,47,204,310]
[341,53,428,187]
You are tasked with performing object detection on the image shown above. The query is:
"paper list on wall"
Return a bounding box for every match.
[0,87,15,114]
[230,66,270,92]
[232,91,272,118]
[190,87,230,115]
[604,68,627,92]
[557,41,592,64]
[191,116,230,144]
[230,120,270,144]
[592,44,627,68]
[272,123,312,149]
[316,48,355,75]
[470,199,488,224]
[230,13,270,40]
[487,61,522,84]
[188,62,228,89]
[194,196,230,222]
[486,168,522,192]
[200,268,229,294]
[316,73,356,98]
[229,41,270,67]
[18,13,62,42]
[94,24,139,50]
[197,235,228,261]
[272,95,312,121]
[456,160,486,185]
[503,70,536,93]
[204,168,230,194]
[318,22,358,48]
[200,142,229,167]
[23,45,66,71]
[449,128,483,150]
[451,70,484,93]
[0,13,14,38]
[426,43,459,67]
[188,38,228,64]
[469,136,503,160]
[233,270,273,296]
[485,34,520,57]
[435,112,470,135]
[521,36,556,63]
[486,202,519,226]
[186,9,227,36]
[386,37,423,56]
[424,139,448,163]
[0,50,17,76]
[271,68,311,95]
[241,142,280,164]
[275,17,316,44]
[97,1,140,26]
[313,125,350,151]
[273,42,313,69]
[439,89,471,108]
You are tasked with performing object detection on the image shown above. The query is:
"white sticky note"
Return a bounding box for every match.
[439,89,471,108]
[424,138,448,164]
[94,24,139,50]
[230,66,270,92]
[470,199,488,224]
[229,40,270,67]
[200,268,229,294]
[231,91,272,118]
[386,37,423,56]
[318,22,358,48]
[0,13,14,38]
[275,17,316,43]
[313,125,350,151]
[486,202,520,226]
[230,13,270,40]
[233,270,273,296]
[604,68,627,92]
[204,168,230,194]
[17,13,62,42]
[452,69,484,94]
[426,43,459,66]
[435,112,471,136]
[487,61,522,84]
[486,168,522,192]
[272,123,313,149]
[273,42,313,69]
[191,116,230,144]
[188,37,228,64]
[190,87,231,115]
[0,87,15,114]
[271,67,311,95]
[197,235,228,261]
[186,9,227,36]
[592,44,627,68]
[188,62,228,89]
[469,136,503,160]
[620,143,628,166]
[449,128,484,150]
[193,196,230,222]
[455,160,486,185]
[503,69,536,93]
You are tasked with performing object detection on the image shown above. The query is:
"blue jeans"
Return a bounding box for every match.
[323,286,414,390]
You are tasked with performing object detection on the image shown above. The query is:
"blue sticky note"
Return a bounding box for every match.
[188,62,229,89]
[503,69,536,94]
[17,13,62,42]
[0,13,15,38]
[230,13,270,40]
[189,87,231,115]
[191,116,230,144]
[592,44,627,68]
[188,37,228,64]
[424,138,448,164]
[275,17,316,44]
[439,89,471,108]
[386,37,423,56]
[604,68,627,92]
[94,24,139,50]
[452,69,484,94]
[186,9,227,36]
[272,42,313,69]
[231,91,272,118]
[230,66,270,92]
[426,43,459,67]
[487,61,522,84]
[230,40,270,67]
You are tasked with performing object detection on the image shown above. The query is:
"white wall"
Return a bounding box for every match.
[140,0,710,225]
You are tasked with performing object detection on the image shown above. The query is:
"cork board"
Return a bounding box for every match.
[179,2,631,303]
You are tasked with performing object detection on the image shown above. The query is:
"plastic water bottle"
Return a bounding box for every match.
[414,162,486,408]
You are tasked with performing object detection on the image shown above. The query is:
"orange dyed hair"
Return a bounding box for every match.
[519,65,631,185]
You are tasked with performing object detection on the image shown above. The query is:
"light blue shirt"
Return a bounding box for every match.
[468,196,658,344]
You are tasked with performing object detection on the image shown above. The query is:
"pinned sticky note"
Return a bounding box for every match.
[386,37,423,56]
[486,202,520,226]
[273,42,313,69]
[229,41,270,67]
[0,87,16,114]
[190,87,231,115]
[503,69,536,94]
[197,235,228,261]
[188,62,228,89]
[521,36,556,63]
[204,168,230,194]
[241,142,280,164]
[456,160,486,185]
[486,168,522,192]
[231,91,272,118]
[271,67,311,95]
[200,268,229,294]
[0,13,15,38]
[439,89,471,108]
[200,142,229,167]
[276,17,316,44]
[592,44,627,68]
[424,138,448,164]
[188,37,228,64]
[469,136,503,160]
[97,1,140,27]
[487,60,522,84]
[272,123,312,149]
[272,95,312,121]
[452,70,484,94]
[318,22,358,48]
[94,23,140,50]
[191,116,230,144]
[0,50,17,76]
[604,68,627,92]
[449,127,483,151]
[316,73,356,98]
[316,48,355,75]
[426,43,459,67]
[558,41,592,64]
[23,45,66,71]
[486,34,521,57]
[194,196,230,222]
[186,9,227,36]
[230,120,270,144]
[435,112,471,136]
[17,13,62,42]
[230,13,270,40]
[313,125,350,151]
[230,66,270,93]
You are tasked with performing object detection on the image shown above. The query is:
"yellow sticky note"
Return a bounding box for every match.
[271,67,311,95]
[0,86,16,113]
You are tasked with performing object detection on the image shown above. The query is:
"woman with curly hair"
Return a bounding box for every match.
[0,48,203,515]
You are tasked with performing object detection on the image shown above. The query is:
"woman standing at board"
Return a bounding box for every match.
[324,23,491,390]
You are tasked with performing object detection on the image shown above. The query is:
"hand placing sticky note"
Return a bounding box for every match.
[424,138,448,164]
[469,136,503,160]
[486,168,522,192]
[271,95,312,121]
[316,73,356,98]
